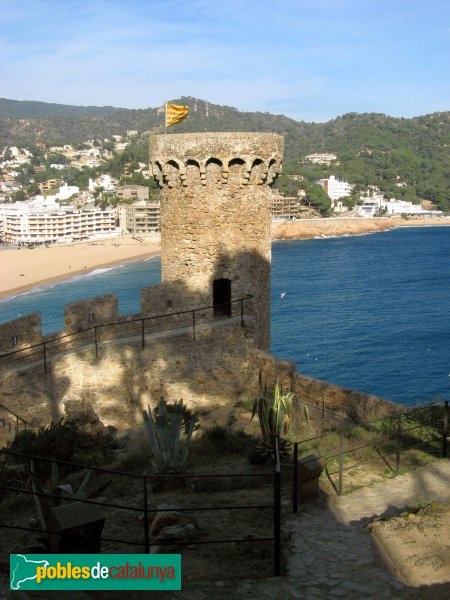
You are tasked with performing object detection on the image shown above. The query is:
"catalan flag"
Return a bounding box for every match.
[166,103,189,127]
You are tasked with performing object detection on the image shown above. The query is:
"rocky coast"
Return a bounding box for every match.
[272,215,450,240]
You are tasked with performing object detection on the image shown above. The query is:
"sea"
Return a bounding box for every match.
[1,227,449,407]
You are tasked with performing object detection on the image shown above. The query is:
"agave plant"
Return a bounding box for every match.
[251,373,295,460]
[30,460,94,531]
[143,397,197,473]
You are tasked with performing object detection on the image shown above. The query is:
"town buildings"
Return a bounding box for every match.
[358,194,443,218]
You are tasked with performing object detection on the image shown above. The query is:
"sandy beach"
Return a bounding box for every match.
[0,235,161,299]
[1,216,449,300]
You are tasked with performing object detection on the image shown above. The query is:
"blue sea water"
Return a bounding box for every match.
[271,227,450,406]
[1,227,449,406]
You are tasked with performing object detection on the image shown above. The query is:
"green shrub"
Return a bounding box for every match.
[6,420,115,475]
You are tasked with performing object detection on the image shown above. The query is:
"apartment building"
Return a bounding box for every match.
[117,200,160,233]
[115,185,149,202]
[271,194,309,220]
[317,175,353,202]
[1,203,118,244]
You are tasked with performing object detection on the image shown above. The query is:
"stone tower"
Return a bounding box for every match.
[149,132,283,350]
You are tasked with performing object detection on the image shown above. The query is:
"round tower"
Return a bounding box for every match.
[149,132,284,351]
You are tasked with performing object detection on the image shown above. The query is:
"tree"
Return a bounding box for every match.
[11,189,27,201]
[301,181,332,215]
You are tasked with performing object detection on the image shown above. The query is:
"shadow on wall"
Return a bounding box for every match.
[0,250,280,429]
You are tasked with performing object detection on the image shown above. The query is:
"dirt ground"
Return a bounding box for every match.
[369,502,450,587]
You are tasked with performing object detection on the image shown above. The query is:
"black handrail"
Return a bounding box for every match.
[0,403,27,428]
[289,400,447,506]
[0,294,254,372]
[0,442,280,576]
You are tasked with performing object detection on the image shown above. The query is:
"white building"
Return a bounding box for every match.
[1,202,118,244]
[57,183,79,201]
[357,196,442,218]
[305,153,337,164]
[317,175,353,213]
[318,175,353,201]
[88,175,117,192]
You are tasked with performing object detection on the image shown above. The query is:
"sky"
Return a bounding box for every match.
[1,0,449,122]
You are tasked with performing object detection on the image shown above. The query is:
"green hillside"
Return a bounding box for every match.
[0,98,125,118]
[1,97,449,211]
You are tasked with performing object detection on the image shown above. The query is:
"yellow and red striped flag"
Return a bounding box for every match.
[166,103,189,127]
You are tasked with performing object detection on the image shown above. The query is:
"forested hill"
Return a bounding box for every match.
[0,98,125,119]
[1,97,449,210]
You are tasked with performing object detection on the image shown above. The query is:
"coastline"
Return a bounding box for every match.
[0,236,161,300]
[271,215,450,240]
[1,217,449,300]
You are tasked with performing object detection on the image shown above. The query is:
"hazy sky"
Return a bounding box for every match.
[1,0,449,122]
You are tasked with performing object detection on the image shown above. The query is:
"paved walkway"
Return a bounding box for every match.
[1,460,449,600]
[284,459,450,599]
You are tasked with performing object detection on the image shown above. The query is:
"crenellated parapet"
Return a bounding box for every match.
[149,132,283,188]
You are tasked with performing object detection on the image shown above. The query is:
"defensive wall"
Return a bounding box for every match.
[0,293,397,432]
[0,132,399,436]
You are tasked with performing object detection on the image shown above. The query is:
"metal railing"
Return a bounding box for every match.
[0,435,282,576]
[287,400,448,508]
[0,404,27,433]
[0,295,253,373]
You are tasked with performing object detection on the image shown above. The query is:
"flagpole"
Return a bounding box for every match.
[164,100,167,135]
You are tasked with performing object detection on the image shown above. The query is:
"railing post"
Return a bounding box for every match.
[141,319,145,350]
[443,400,448,458]
[43,343,47,374]
[143,472,149,553]
[192,310,196,341]
[240,299,244,327]
[396,415,402,474]
[338,430,344,496]
[274,436,281,576]
[94,327,98,358]
[293,442,298,513]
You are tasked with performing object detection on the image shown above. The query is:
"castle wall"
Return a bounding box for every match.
[0,323,259,429]
[0,313,42,353]
[0,322,397,436]
[64,294,119,333]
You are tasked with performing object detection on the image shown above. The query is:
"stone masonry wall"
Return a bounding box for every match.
[64,294,119,333]
[0,313,42,353]
[150,132,283,351]
[0,322,260,429]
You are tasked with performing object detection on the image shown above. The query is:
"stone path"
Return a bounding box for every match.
[284,458,450,599]
[1,460,449,600]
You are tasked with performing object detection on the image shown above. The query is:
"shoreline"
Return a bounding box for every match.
[271,215,450,240]
[0,236,161,300]
[1,218,449,301]
[0,250,161,301]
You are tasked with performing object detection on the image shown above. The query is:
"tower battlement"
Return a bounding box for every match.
[150,132,283,188]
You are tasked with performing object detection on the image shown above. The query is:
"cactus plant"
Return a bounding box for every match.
[143,397,197,473]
